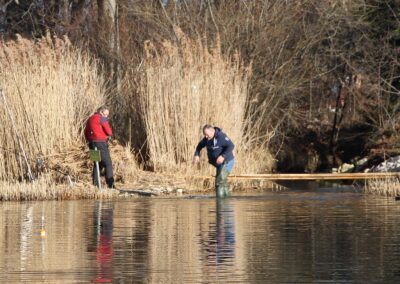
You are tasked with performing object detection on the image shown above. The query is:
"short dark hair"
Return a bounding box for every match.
[202,124,213,132]
[97,106,109,113]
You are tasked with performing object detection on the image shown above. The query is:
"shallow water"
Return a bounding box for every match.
[1,188,400,283]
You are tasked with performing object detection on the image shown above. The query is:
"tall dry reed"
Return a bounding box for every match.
[139,29,274,175]
[0,34,106,181]
[0,174,119,201]
[365,178,400,197]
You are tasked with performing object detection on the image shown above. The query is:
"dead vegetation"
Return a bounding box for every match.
[365,177,400,197]
[0,33,139,199]
[0,174,120,201]
[1,1,400,199]
[138,29,274,175]
[114,0,400,172]
[0,33,106,181]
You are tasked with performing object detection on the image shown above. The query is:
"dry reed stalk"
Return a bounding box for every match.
[0,33,106,181]
[138,29,274,177]
[44,141,139,185]
[365,178,400,197]
[0,174,119,201]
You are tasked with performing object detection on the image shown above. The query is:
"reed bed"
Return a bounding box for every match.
[0,141,139,201]
[0,33,105,181]
[0,34,141,200]
[139,29,274,177]
[44,141,139,184]
[0,174,120,201]
[365,178,400,197]
[0,31,275,199]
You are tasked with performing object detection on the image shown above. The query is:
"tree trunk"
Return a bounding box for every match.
[56,0,71,34]
[104,0,116,50]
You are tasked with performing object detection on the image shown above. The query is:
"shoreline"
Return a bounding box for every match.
[1,170,399,201]
[0,178,359,202]
[0,171,279,201]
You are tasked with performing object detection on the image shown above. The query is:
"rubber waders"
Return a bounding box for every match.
[216,166,230,198]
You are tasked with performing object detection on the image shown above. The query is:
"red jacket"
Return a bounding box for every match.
[85,113,112,142]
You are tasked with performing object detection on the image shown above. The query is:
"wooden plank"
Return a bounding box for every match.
[189,172,400,181]
[230,173,400,180]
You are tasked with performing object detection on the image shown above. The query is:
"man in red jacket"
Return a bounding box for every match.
[85,106,115,188]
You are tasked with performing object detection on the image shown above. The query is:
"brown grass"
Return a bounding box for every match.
[44,141,139,184]
[365,178,400,197]
[0,174,120,201]
[138,29,274,177]
[0,33,107,181]
[0,33,141,200]
[112,1,400,172]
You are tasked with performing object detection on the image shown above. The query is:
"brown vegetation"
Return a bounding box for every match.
[114,0,400,172]
[138,29,274,175]
[1,0,400,199]
[365,177,400,197]
[0,33,106,181]
[0,174,120,201]
[0,33,139,199]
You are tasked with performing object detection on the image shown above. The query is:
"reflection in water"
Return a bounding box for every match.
[1,192,400,283]
[20,204,33,271]
[204,200,235,268]
[88,201,114,283]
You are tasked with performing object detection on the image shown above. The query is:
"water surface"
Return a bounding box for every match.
[1,188,400,283]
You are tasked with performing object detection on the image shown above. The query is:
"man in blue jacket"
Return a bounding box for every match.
[193,124,235,197]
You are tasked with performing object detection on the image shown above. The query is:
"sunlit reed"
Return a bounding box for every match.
[365,178,400,197]
[139,29,274,176]
[0,33,106,181]
[0,174,119,201]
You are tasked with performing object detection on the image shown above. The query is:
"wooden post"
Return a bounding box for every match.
[189,172,400,181]
[89,147,102,189]
[94,147,101,189]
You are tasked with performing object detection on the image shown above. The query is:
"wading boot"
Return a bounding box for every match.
[216,167,230,198]
[216,186,225,198]
[224,185,231,197]
[106,177,115,189]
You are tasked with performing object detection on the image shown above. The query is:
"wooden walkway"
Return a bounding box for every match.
[192,172,400,181]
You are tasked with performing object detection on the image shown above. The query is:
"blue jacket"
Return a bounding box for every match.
[194,127,235,167]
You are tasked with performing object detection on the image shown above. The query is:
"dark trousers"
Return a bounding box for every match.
[89,141,114,188]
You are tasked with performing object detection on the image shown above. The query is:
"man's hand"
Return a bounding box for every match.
[193,155,200,164]
[216,155,225,165]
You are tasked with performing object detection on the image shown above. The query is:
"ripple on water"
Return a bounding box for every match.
[0,190,400,283]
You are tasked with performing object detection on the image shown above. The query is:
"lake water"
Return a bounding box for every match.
[1,188,400,283]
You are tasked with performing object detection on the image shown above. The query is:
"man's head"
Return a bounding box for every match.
[202,124,215,140]
[97,106,109,118]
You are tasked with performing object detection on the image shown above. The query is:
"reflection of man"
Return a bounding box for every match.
[92,202,113,283]
[204,200,236,267]
[84,106,114,188]
[193,125,235,197]
[216,200,235,265]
